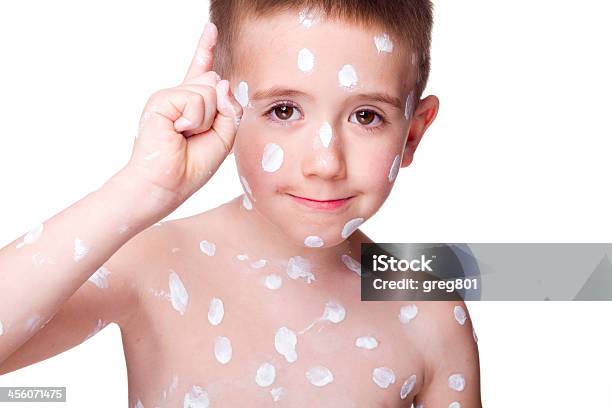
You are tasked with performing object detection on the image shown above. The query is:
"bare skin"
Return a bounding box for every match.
[0,11,481,408]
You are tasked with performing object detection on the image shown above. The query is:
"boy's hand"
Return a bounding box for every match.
[122,22,242,217]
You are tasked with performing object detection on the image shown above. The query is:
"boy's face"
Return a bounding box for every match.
[231,10,433,249]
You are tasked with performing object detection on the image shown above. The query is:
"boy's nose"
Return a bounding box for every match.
[300,125,347,180]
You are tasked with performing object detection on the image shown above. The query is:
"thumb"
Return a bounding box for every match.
[212,79,243,154]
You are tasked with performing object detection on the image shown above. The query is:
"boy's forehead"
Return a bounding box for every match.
[235,11,413,96]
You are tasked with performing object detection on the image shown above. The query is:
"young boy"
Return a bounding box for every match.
[0,0,481,406]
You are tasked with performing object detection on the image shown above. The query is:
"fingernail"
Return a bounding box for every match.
[175,116,192,131]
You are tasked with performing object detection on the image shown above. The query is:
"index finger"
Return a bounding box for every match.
[183,22,218,83]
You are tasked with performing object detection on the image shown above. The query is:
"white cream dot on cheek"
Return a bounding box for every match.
[341,217,364,239]
[304,235,324,247]
[169,271,189,315]
[319,122,333,147]
[355,336,378,350]
[448,373,466,391]
[183,385,209,408]
[234,81,249,108]
[73,237,90,262]
[261,143,284,172]
[255,362,276,387]
[199,240,216,256]
[275,326,298,362]
[338,64,359,89]
[214,336,232,364]
[306,366,334,387]
[297,48,315,72]
[399,304,418,324]
[388,154,401,182]
[374,33,394,53]
[454,305,467,325]
[208,297,224,326]
[400,374,417,399]
[264,274,282,290]
[449,402,462,408]
[372,367,396,389]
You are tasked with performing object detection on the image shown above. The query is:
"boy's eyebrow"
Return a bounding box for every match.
[250,86,404,110]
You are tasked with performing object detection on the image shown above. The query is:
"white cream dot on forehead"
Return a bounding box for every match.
[199,240,216,256]
[341,254,361,276]
[169,270,189,315]
[319,122,333,147]
[214,336,232,364]
[183,385,209,408]
[235,81,249,108]
[338,64,359,89]
[275,326,298,362]
[341,217,364,239]
[388,154,401,183]
[399,304,418,324]
[208,297,224,326]
[261,143,284,172]
[400,374,417,399]
[255,362,276,387]
[448,373,466,391]
[355,336,378,350]
[304,235,324,247]
[298,48,315,72]
[374,33,394,53]
[372,367,396,389]
[454,305,467,325]
[298,8,322,28]
[306,366,334,387]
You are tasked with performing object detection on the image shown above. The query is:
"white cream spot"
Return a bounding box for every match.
[454,305,467,325]
[298,48,315,72]
[355,336,378,350]
[298,9,320,28]
[372,367,396,389]
[199,240,216,256]
[239,175,254,199]
[208,297,224,326]
[306,366,334,387]
[264,274,283,290]
[270,387,285,401]
[472,327,479,343]
[236,254,249,261]
[400,374,417,399]
[24,315,43,333]
[162,374,179,400]
[374,33,394,53]
[183,385,209,408]
[17,223,44,248]
[341,217,364,239]
[304,235,324,247]
[118,224,130,234]
[411,52,417,65]
[338,64,358,89]
[449,402,462,408]
[262,143,284,172]
[214,336,232,364]
[287,256,315,283]
[448,373,466,391]
[323,300,346,323]
[88,266,111,289]
[405,90,415,120]
[242,194,253,210]
[169,271,189,315]
[399,304,418,324]
[388,154,401,182]
[144,150,160,160]
[235,81,249,108]
[250,259,267,269]
[318,122,333,147]
[275,326,298,363]
[73,237,90,262]
[0,320,4,336]
[135,399,144,408]
[341,254,361,276]
[255,362,276,387]
[84,319,106,340]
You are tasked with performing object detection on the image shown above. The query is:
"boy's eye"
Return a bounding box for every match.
[350,110,383,126]
[269,104,301,121]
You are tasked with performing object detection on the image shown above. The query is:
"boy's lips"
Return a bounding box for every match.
[287,193,354,211]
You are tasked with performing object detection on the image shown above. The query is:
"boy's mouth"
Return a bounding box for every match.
[287,193,354,211]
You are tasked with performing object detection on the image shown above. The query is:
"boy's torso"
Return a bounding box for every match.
[119,197,425,407]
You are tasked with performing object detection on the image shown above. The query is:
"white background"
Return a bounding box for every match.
[1,0,612,406]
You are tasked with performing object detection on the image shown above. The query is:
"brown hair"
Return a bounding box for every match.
[210,0,434,101]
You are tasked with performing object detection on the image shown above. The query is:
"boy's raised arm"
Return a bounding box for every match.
[0,22,242,369]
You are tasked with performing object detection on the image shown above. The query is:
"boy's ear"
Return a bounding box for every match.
[401,95,439,168]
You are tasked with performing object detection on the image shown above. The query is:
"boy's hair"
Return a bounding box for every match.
[210,0,434,102]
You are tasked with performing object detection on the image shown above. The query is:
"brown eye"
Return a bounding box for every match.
[356,110,376,125]
[274,105,294,120]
